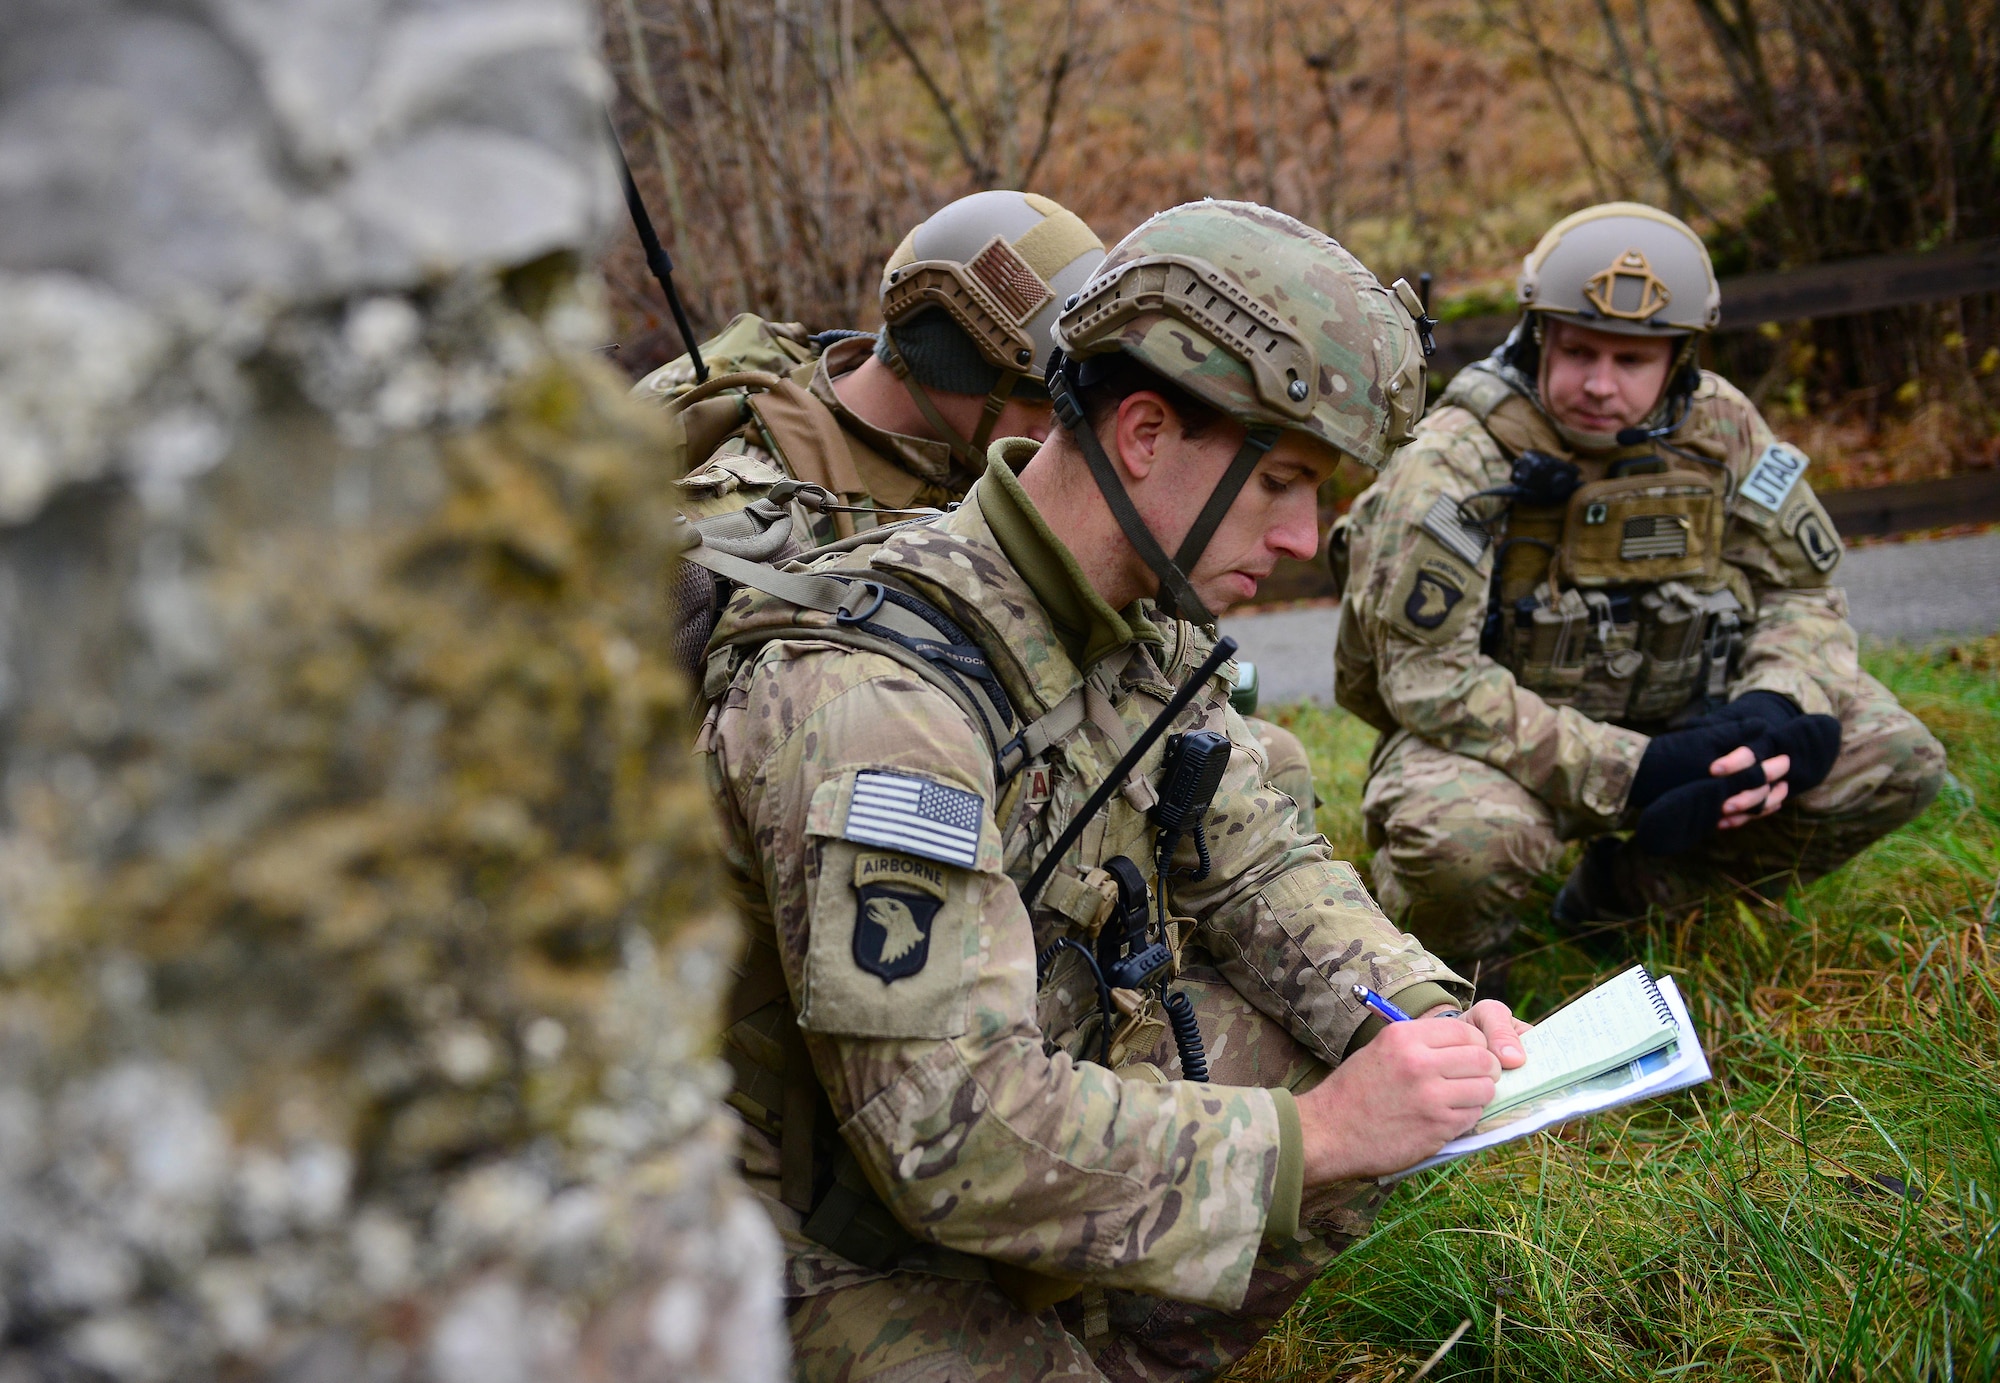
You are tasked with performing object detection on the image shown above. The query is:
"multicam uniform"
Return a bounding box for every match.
[697,201,1451,1381]
[703,452,1463,1380]
[654,192,1319,823]
[1335,356,1945,964]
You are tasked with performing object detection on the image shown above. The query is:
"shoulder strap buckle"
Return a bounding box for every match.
[836,581,891,625]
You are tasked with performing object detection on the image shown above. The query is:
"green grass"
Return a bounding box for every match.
[1231,639,2000,1382]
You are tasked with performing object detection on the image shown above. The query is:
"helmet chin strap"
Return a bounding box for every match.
[876,330,1022,476]
[1048,351,1278,627]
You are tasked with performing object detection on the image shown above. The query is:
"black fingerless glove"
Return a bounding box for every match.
[1707,691,1802,734]
[1633,709,1843,856]
[1635,767,1772,855]
[1629,720,1757,811]
[1709,693,1841,793]
[1754,710,1843,793]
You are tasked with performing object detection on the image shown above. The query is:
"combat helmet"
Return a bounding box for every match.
[1505,201,1718,444]
[1518,202,1719,337]
[1048,198,1431,624]
[876,190,1106,471]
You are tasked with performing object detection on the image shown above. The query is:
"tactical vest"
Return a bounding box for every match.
[691,518,1224,1302]
[1450,370,1745,728]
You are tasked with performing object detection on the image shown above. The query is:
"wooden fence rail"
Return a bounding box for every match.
[1428,237,2000,374]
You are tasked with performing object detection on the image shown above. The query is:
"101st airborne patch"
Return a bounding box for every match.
[1406,567,1464,629]
[1780,490,1843,575]
[852,851,949,982]
[1391,546,1479,645]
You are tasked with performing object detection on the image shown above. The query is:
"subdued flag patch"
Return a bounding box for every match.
[844,772,983,868]
[1620,513,1690,560]
[1421,494,1490,566]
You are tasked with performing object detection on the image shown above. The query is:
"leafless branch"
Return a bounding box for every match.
[1020,0,1079,188]
[864,0,995,184]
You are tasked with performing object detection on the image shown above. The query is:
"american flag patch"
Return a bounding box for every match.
[1620,514,1689,560]
[1421,495,1489,566]
[967,236,1053,323]
[844,772,984,869]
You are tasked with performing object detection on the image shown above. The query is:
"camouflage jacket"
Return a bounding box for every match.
[701,445,1463,1308]
[677,334,971,543]
[1335,360,1855,827]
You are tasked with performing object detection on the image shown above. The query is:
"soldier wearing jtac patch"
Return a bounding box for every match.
[701,201,1532,1381]
[1334,203,1945,991]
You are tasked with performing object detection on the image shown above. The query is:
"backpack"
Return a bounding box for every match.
[631,312,819,407]
[675,495,1030,773]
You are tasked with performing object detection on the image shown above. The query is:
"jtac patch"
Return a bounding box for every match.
[843,771,983,868]
[1404,564,1466,630]
[852,884,942,982]
[1740,442,1809,513]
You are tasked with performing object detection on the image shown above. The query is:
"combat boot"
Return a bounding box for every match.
[1551,835,1647,956]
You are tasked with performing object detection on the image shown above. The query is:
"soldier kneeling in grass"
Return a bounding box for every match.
[699,201,1531,1380]
[1332,203,1946,999]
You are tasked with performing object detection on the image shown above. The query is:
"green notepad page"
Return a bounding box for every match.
[1486,965,1678,1119]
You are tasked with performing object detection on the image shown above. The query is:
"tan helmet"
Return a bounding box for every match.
[875,191,1105,469]
[1518,202,1719,337]
[1047,199,1430,624]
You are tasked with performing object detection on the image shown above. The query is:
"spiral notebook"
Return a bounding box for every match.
[1384,965,1710,1182]
[1484,964,1679,1119]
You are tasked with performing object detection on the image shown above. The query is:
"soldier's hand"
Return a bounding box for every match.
[1296,1018,1500,1184]
[1710,743,1790,828]
[1454,999,1530,1068]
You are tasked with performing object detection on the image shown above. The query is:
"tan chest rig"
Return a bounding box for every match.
[1419,364,1749,730]
[1484,451,1744,726]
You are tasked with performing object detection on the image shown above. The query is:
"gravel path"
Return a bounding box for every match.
[1223,530,2000,707]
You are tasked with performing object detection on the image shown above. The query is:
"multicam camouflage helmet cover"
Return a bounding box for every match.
[1053,199,1429,470]
[1518,201,1720,338]
[1046,199,1429,624]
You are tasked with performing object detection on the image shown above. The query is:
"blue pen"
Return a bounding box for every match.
[1352,984,1412,1023]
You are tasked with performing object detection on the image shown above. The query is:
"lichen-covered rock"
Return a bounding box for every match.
[0,1,781,1379]
[0,0,619,521]
[0,361,783,1381]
